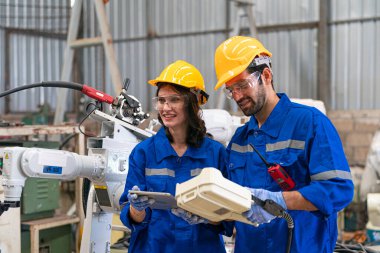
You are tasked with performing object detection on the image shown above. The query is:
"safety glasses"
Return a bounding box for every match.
[152,94,185,110]
[223,71,261,99]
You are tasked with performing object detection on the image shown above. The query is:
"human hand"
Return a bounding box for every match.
[127,185,155,211]
[171,208,209,225]
[243,188,287,224]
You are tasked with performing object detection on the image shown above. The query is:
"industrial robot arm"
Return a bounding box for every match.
[0,111,150,252]
[0,147,105,214]
[0,79,156,252]
[0,77,156,212]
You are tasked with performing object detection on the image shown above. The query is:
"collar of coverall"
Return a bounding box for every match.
[154,128,208,163]
[247,93,291,138]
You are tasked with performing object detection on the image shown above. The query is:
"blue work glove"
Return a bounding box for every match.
[127,185,155,211]
[243,188,287,224]
[171,208,209,225]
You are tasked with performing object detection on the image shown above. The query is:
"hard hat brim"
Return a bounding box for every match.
[214,63,249,90]
[148,79,160,86]
[214,52,272,90]
[148,79,209,105]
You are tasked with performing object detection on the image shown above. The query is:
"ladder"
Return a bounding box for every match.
[216,0,258,110]
[54,0,122,125]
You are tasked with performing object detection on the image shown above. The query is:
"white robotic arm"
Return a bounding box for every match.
[0,80,155,252]
[0,147,105,209]
[0,111,151,252]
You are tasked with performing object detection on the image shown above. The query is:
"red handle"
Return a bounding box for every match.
[82,85,114,104]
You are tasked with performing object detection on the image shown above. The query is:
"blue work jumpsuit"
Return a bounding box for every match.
[119,128,230,253]
[227,94,354,253]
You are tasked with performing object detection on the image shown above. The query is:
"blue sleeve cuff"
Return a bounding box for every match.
[298,185,333,216]
[120,204,152,232]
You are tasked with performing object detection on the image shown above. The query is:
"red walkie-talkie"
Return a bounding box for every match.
[249,144,295,191]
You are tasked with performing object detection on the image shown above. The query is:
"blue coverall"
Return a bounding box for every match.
[227,94,354,253]
[119,128,230,253]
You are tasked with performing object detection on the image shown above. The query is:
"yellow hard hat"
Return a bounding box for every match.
[148,60,208,104]
[214,36,272,90]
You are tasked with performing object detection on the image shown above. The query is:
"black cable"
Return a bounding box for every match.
[78,103,100,138]
[286,228,293,253]
[0,82,105,138]
[0,81,83,98]
[58,133,77,150]
[251,195,294,253]
[282,212,294,253]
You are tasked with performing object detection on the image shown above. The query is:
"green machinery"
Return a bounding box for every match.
[21,225,72,253]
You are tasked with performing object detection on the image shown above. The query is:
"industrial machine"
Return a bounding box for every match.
[0,80,154,252]
[0,82,296,252]
[0,119,149,252]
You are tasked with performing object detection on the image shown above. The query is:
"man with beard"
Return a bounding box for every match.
[213,36,354,253]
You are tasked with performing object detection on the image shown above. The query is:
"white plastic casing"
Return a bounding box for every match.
[1,147,27,202]
[175,167,255,225]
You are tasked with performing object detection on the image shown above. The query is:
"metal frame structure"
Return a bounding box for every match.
[54,0,123,125]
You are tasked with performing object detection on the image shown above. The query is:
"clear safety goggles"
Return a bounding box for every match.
[152,94,185,110]
[223,71,261,99]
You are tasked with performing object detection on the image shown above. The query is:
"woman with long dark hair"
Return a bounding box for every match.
[119,60,230,253]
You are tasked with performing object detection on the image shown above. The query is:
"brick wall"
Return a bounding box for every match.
[328,110,380,166]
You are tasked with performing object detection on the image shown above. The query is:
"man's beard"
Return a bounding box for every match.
[239,90,265,116]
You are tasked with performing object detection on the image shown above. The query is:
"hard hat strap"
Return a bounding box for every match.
[248,56,272,72]
[190,88,209,104]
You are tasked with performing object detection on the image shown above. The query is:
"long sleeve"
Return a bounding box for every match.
[298,113,354,216]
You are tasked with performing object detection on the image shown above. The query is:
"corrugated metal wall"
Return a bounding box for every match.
[0,0,379,114]
[8,34,68,112]
[80,0,319,111]
[80,0,228,110]
[330,0,380,109]
[0,1,69,31]
[0,0,69,114]
[254,0,318,99]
